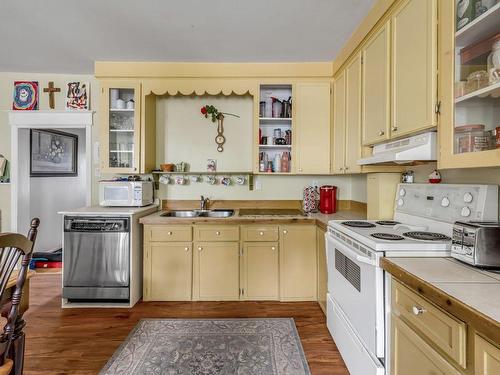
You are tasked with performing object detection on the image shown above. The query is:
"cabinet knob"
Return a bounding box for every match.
[298,168,303,172]
[133,167,137,171]
[378,130,385,136]
[339,167,344,171]
[184,247,189,251]
[271,246,276,250]
[198,246,203,251]
[259,231,264,236]
[215,231,221,235]
[283,230,288,234]
[167,231,173,235]
[392,126,398,132]
[412,306,425,315]
[345,166,349,170]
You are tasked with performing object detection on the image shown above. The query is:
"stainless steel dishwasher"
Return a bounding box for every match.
[63,216,130,301]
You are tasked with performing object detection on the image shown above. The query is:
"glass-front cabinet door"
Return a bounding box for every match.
[100,82,141,173]
[439,1,500,169]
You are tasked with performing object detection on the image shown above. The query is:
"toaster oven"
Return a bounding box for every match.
[451,221,500,269]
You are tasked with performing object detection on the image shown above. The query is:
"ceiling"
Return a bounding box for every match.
[0,0,375,74]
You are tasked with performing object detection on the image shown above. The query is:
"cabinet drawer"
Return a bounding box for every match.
[392,281,466,368]
[146,225,192,242]
[194,225,240,242]
[475,334,500,375]
[242,226,279,241]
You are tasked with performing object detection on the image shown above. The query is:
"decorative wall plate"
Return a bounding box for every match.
[13,81,39,110]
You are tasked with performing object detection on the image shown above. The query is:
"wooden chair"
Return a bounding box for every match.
[0,218,40,375]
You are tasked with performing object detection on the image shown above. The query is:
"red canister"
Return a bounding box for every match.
[319,185,337,214]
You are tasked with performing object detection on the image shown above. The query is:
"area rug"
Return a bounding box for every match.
[100,318,311,375]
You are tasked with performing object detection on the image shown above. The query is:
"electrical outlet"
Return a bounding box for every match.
[312,180,319,188]
[255,180,262,190]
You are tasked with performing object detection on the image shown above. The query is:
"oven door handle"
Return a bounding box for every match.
[328,234,377,266]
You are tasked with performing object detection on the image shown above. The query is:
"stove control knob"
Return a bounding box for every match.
[463,192,473,203]
[397,198,404,207]
[441,197,450,207]
[399,188,406,197]
[461,206,471,217]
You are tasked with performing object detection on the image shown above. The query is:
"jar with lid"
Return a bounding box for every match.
[487,39,500,85]
[454,124,491,153]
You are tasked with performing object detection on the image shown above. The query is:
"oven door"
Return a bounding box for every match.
[326,232,384,358]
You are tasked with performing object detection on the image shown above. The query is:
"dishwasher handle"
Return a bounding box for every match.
[64,217,130,232]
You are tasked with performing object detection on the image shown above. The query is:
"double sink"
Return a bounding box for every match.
[160,209,235,218]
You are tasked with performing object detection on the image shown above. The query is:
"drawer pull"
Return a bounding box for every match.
[167,231,173,235]
[215,231,221,235]
[271,246,276,250]
[378,130,385,136]
[283,230,288,234]
[198,246,203,251]
[412,306,426,315]
[259,231,264,236]
[392,126,398,132]
[184,247,189,251]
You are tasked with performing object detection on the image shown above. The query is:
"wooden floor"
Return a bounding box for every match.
[24,273,349,375]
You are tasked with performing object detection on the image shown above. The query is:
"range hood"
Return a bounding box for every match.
[357,131,437,165]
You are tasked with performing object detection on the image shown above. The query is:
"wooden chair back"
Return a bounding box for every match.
[0,218,39,366]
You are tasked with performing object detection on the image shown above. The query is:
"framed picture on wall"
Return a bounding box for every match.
[30,129,78,177]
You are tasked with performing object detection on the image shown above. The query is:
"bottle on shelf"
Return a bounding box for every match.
[281,151,290,173]
[274,153,282,173]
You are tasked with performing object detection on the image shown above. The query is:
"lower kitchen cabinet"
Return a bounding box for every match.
[317,227,327,314]
[144,242,192,301]
[280,225,317,301]
[193,242,240,301]
[391,314,462,375]
[241,242,279,300]
[475,334,500,375]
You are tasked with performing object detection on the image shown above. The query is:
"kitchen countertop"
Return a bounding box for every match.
[381,257,500,343]
[139,209,366,228]
[59,204,158,216]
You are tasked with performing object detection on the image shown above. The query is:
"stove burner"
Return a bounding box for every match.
[375,220,401,226]
[342,221,376,228]
[403,231,451,241]
[370,233,405,241]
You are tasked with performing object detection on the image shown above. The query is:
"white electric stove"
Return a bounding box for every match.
[325,183,498,375]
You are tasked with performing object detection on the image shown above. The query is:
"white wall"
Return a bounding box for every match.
[0,72,99,232]
[155,94,357,201]
[29,128,86,252]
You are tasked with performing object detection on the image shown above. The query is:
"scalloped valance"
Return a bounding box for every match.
[142,80,258,97]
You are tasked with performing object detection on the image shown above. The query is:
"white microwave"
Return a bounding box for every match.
[99,181,153,207]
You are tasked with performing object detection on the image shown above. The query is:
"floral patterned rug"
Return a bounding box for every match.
[100,318,310,375]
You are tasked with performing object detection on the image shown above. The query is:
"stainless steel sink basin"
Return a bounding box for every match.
[160,209,234,218]
[160,210,200,218]
[204,210,234,218]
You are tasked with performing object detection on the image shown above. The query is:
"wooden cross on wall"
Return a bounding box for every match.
[43,81,61,109]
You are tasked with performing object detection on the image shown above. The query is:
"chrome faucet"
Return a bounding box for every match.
[200,195,210,211]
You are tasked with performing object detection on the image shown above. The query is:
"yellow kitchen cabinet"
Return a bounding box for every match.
[99,80,156,174]
[193,241,240,301]
[367,173,400,220]
[241,242,279,300]
[345,53,363,173]
[437,0,500,170]
[475,334,500,375]
[144,242,192,301]
[332,71,346,174]
[317,227,327,314]
[295,82,331,174]
[391,314,462,375]
[332,54,362,174]
[362,22,391,145]
[279,225,317,301]
[391,0,437,138]
[100,81,141,174]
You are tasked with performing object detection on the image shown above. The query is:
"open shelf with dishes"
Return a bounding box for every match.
[453,0,500,155]
[258,84,293,173]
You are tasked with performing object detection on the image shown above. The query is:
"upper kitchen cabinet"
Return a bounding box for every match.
[99,81,156,174]
[295,82,331,174]
[100,82,141,174]
[332,54,362,174]
[391,0,438,138]
[438,0,500,169]
[362,22,391,145]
